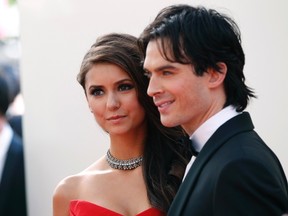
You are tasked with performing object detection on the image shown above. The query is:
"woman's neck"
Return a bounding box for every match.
[109,131,146,160]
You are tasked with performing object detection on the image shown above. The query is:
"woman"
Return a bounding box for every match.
[53,33,191,216]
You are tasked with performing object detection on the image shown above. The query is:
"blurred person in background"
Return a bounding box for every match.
[0,71,27,216]
[0,64,23,138]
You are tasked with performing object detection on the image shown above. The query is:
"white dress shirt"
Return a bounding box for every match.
[183,105,240,180]
[0,123,13,183]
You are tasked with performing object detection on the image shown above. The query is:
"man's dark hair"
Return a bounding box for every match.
[138,4,256,111]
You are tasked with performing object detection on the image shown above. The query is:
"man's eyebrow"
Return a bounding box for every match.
[143,68,150,73]
[144,64,177,73]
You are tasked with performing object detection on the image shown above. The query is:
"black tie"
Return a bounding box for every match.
[190,140,199,157]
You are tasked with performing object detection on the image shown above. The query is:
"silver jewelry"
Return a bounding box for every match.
[106,149,143,170]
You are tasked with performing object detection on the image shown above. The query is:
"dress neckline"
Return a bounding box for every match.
[70,199,162,216]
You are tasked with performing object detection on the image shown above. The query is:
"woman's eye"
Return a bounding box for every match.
[118,83,134,91]
[91,88,103,96]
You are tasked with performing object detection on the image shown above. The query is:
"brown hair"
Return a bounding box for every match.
[77,33,191,212]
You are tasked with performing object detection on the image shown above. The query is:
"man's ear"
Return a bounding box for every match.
[207,62,227,88]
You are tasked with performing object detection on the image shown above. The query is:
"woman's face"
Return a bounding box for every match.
[84,63,146,136]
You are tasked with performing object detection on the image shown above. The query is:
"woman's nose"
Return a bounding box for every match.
[107,93,120,110]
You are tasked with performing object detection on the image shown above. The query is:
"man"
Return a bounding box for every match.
[0,65,23,138]
[138,4,288,215]
[0,72,27,216]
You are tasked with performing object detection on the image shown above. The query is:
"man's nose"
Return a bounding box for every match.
[147,75,162,97]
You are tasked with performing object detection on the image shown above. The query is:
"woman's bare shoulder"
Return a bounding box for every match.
[52,173,85,216]
[53,155,107,199]
[53,155,109,216]
[53,172,83,201]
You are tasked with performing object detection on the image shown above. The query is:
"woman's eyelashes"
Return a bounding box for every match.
[90,87,103,96]
[89,83,134,96]
[118,83,134,91]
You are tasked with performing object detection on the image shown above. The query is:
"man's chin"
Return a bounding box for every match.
[160,117,178,128]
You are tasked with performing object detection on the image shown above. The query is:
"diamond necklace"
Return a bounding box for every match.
[106,149,143,170]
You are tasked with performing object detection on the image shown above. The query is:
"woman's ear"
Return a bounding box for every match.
[87,104,93,113]
[84,93,93,113]
[207,62,227,88]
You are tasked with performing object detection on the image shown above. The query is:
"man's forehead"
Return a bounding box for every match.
[145,39,173,61]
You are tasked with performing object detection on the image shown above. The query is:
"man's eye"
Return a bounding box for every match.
[144,71,151,78]
[163,71,172,76]
[119,84,134,91]
[91,88,103,96]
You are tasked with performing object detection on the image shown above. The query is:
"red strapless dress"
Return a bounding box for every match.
[70,200,165,216]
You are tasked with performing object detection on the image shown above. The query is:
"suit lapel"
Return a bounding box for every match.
[168,112,254,215]
[0,134,20,191]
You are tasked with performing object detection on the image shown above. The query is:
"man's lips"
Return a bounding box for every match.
[154,100,173,109]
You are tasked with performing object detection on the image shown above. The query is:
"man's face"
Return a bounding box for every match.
[143,39,214,135]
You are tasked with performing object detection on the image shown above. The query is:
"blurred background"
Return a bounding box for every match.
[0,0,23,117]
[1,0,287,215]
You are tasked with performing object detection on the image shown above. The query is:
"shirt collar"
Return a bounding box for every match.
[190,105,240,153]
[0,123,13,181]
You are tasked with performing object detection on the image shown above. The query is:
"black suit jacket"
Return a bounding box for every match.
[8,115,23,138]
[0,132,27,216]
[168,112,288,216]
